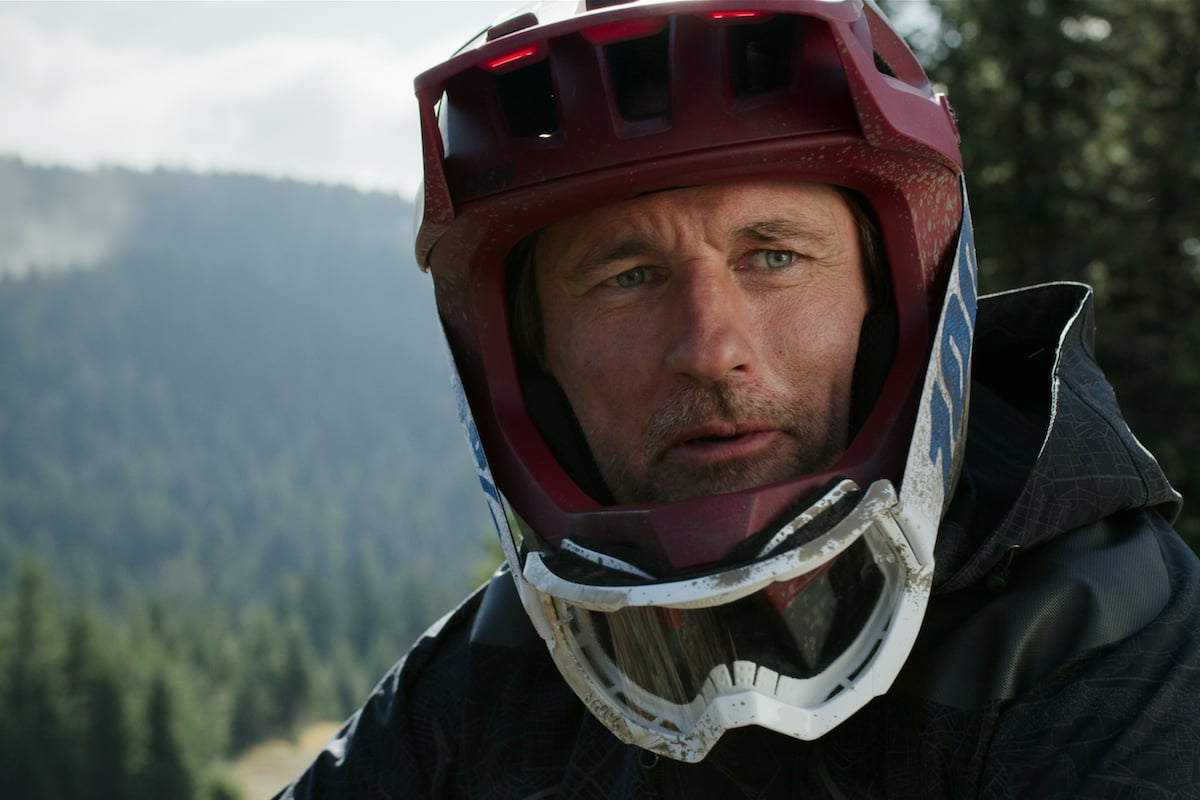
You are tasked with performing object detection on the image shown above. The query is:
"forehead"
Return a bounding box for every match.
[535,179,852,267]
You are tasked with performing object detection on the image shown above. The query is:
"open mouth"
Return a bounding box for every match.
[670,425,778,463]
[677,422,768,446]
[687,432,745,446]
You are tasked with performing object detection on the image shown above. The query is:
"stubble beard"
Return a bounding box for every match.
[595,381,846,505]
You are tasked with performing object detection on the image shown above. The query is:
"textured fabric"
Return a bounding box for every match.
[275,284,1199,799]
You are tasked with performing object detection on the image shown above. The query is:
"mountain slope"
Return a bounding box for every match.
[0,157,490,628]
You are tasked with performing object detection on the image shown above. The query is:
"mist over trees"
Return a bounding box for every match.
[0,1,1197,797]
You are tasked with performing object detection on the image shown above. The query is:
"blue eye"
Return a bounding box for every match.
[749,250,798,269]
[614,267,646,288]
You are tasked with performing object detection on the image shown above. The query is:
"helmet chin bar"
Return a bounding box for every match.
[515,479,932,763]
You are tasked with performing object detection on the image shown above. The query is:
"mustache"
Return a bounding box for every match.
[643,381,809,455]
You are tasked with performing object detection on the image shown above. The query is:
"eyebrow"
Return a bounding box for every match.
[552,215,839,281]
[563,235,658,280]
[731,219,837,248]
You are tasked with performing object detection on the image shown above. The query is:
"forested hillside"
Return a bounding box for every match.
[0,158,493,798]
[0,157,490,613]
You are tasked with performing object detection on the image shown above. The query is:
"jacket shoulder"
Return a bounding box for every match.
[894,508,1200,797]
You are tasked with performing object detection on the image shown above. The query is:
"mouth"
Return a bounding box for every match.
[668,423,780,464]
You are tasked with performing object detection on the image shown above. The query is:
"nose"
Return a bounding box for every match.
[663,263,755,385]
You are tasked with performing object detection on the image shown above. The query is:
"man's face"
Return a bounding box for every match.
[535,179,871,505]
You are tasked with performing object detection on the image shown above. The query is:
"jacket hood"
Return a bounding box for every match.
[931,282,1182,594]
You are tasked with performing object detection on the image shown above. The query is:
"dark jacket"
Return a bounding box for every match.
[276,284,1199,799]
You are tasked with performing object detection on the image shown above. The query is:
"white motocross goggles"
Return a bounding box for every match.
[511,478,933,763]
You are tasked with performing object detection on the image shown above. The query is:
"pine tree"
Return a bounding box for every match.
[0,561,69,800]
[62,610,132,800]
[86,663,133,800]
[135,673,196,800]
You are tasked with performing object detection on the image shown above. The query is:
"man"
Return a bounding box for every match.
[277,1,1199,797]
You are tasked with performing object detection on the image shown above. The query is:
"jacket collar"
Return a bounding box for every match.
[932,282,1180,593]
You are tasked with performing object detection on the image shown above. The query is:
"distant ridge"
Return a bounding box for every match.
[0,157,489,636]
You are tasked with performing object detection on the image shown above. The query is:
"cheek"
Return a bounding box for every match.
[545,318,667,460]
[546,322,623,425]
[541,290,591,382]
[770,295,866,394]
[545,295,660,389]
[546,310,603,383]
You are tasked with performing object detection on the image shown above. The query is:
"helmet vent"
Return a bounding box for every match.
[728,15,794,97]
[495,59,559,138]
[604,30,671,121]
[872,50,898,79]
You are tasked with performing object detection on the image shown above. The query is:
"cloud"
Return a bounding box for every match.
[0,11,462,197]
[0,158,134,277]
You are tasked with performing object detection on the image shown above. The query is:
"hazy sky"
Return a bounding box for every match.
[0,2,939,199]
[0,1,516,198]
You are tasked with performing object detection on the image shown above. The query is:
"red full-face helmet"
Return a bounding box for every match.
[414,0,977,762]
